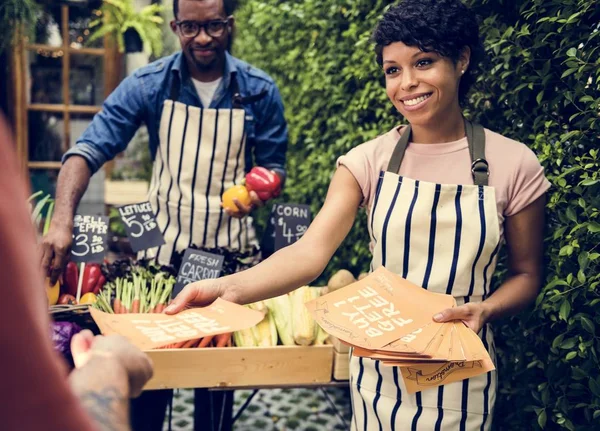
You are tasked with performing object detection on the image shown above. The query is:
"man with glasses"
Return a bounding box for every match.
[40,0,288,429]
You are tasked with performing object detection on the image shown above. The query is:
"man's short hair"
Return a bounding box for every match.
[173,0,238,18]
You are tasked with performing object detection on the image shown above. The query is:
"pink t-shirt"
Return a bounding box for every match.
[338,125,551,240]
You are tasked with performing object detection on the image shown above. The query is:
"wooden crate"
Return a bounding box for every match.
[330,336,349,354]
[333,349,350,381]
[144,345,334,390]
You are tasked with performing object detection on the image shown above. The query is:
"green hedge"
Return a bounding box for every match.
[235,0,600,429]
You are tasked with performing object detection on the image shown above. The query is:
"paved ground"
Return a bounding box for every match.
[164,387,352,430]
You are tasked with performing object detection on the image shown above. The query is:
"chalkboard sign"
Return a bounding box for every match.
[273,203,311,251]
[173,249,225,296]
[117,201,165,252]
[71,215,109,263]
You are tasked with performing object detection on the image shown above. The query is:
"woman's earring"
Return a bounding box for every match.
[461,70,465,74]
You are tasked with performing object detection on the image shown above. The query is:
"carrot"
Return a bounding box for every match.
[198,336,214,348]
[214,333,232,348]
[169,341,187,349]
[154,304,165,313]
[181,338,200,349]
[132,299,140,313]
[113,299,122,314]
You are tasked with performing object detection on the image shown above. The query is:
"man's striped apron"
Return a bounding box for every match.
[144,75,258,265]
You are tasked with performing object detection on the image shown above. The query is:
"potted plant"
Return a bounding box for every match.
[88,0,164,57]
[0,0,40,54]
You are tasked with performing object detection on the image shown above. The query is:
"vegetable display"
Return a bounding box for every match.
[92,259,175,314]
[234,286,330,348]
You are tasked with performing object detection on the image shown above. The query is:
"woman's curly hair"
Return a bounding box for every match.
[373,0,484,103]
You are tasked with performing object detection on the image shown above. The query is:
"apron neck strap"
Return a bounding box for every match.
[168,70,246,108]
[169,73,181,102]
[386,119,489,186]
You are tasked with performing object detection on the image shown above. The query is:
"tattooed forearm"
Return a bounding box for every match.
[78,387,129,431]
[69,355,131,431]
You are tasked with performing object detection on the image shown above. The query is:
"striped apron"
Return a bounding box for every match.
[350,120,500,431]
[143,76,259,265]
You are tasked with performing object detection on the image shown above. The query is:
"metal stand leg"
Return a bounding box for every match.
[232,389,260,424]
[167,390,174,431]
[320,388,348,429]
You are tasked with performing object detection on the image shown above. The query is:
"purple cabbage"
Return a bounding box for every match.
[51,321,82,355]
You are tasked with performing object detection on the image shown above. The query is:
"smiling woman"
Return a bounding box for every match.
[164,1,550,430]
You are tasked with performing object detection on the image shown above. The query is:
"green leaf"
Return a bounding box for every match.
[559,301,571,320]
[589,378,600,397]
[566,47,577,57]
[560,245,574,256]
[566,207,578,222]
[566,12,583,24]
[536,91,544,105]
[561,68,577,79]
[566,351,578,360]
[561,337,576,349]
[594,410,600,420]
[572,367,588,379]
[577,269,586,284]
[588,222,600,233]
[581,316,595,334]
[579,252,590,270]
[581,179,599,186]
[552,333,565,348]
[537,409,547,428]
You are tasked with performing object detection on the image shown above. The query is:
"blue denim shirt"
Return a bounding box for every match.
[64,51,288,178]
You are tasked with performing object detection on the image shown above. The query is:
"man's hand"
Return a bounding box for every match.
[40,221,73,285]
[223,190,264,219]
[164,279,239,314]
[71,330,153,398]
[432,302,491,335]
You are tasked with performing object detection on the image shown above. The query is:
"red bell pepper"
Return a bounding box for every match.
[82,264,102,295]
[92,274,106,295]
[244,167,281,201]
[64,261,79,297]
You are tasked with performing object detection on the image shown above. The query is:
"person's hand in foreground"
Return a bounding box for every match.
[71,330,153,398]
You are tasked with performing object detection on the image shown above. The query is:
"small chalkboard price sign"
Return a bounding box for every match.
[173,249,225,296]
[117,201,165,252]
[273,203,311,251]
[71,215,109,263]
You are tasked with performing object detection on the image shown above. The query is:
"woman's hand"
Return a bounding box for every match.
[433,302,491,334]
[164,279,239,314]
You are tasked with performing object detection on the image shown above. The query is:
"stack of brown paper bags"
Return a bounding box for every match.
[305,267,494,393]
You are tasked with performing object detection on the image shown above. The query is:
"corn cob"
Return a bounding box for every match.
[233,305,259,347]
[315,324,330,345]
[248,302,278,346]
[291,286,320,346]
[233,327,256,347]
[265,294,295,345]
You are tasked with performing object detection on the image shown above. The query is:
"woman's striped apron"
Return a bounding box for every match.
[143,76,258,265]
[350,120,500,431]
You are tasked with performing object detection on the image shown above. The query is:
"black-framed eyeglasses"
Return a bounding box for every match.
[175,19,230,39]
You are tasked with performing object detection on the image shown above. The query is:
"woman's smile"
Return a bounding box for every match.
[400,92,433,110]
